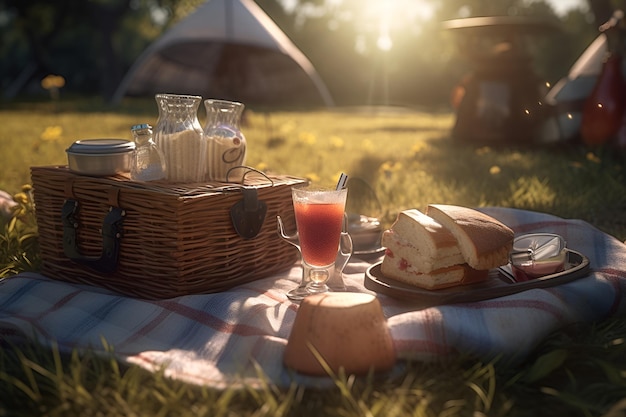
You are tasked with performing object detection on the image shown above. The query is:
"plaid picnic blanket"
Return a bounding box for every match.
[1,207,625,388]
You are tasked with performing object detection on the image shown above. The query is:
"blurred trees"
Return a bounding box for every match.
[0,0,200,100]
[0,0,606,106]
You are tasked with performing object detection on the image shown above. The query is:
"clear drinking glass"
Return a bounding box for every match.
[277,213,352,300]
[291,186,348,295]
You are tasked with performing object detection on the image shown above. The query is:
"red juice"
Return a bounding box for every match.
[294,201,345,267]
[512,259,565,281]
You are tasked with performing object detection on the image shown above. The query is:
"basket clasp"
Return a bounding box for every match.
[230,188,267,239]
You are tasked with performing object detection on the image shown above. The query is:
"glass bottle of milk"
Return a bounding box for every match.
[203,99,247,182]
[130,123,166,182]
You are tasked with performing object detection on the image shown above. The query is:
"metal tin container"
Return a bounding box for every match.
[509,233,567,281]
[66,139,136,176]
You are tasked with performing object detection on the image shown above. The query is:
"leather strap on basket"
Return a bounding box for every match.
[230,187,267,239]
[61,180,125,274]
[228,166,272,239]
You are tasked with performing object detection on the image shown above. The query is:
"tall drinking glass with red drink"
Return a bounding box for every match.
[292,186,348,294]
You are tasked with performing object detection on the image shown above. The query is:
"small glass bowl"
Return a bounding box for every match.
[509,233,567,281]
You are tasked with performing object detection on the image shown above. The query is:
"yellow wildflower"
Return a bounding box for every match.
[279,120,297,135]
[411,142,428,156]
[305,172,320,183]
[41,74,66,90]
[379,161,403,178]
[331,171,346,185]
[489,165,501,175]
[13,192,29,205]
[41,126,63,141]
[362,139,375,153]
[298,132,316,146]
[330,136,344,149]
[586,152,601,164]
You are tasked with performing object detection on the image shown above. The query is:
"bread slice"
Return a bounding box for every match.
[385,209,464,271]
[381,255,488,290]
[426,204,514,270]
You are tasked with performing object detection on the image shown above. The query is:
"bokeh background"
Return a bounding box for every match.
[0,0,614,109]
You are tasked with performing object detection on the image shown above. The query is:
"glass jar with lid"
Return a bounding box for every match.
[130,123,166,181]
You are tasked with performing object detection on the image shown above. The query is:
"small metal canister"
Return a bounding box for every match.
[509,233,567,281]
[66,139,135,176]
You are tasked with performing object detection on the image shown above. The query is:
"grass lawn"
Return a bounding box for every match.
[1,98,626,416]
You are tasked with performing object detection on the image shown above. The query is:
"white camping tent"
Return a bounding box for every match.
[112,0,334,107]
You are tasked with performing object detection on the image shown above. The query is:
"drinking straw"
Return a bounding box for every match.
[336,172,348,190]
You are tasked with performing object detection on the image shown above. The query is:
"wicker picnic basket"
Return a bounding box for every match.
[31,165,306,299]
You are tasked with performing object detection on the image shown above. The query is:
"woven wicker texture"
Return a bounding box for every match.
[31,166,305,299]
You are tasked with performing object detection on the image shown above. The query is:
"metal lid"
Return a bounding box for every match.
[131,123,152,131]
[510,233,565,265]
[66,139,136,155]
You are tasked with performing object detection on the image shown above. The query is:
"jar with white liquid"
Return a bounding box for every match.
[203,99,247,182]
[130,123,166,182]
[154,94,206,182]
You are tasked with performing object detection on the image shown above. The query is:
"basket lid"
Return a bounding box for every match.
[66,139,135,154]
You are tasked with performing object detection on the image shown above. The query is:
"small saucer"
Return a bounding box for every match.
[352,246,386,262]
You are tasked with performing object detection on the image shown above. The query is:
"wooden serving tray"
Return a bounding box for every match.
[364,249,590,307]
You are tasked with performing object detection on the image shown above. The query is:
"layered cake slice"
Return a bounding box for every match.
[381,209,464,274]
[380,262,489,290]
